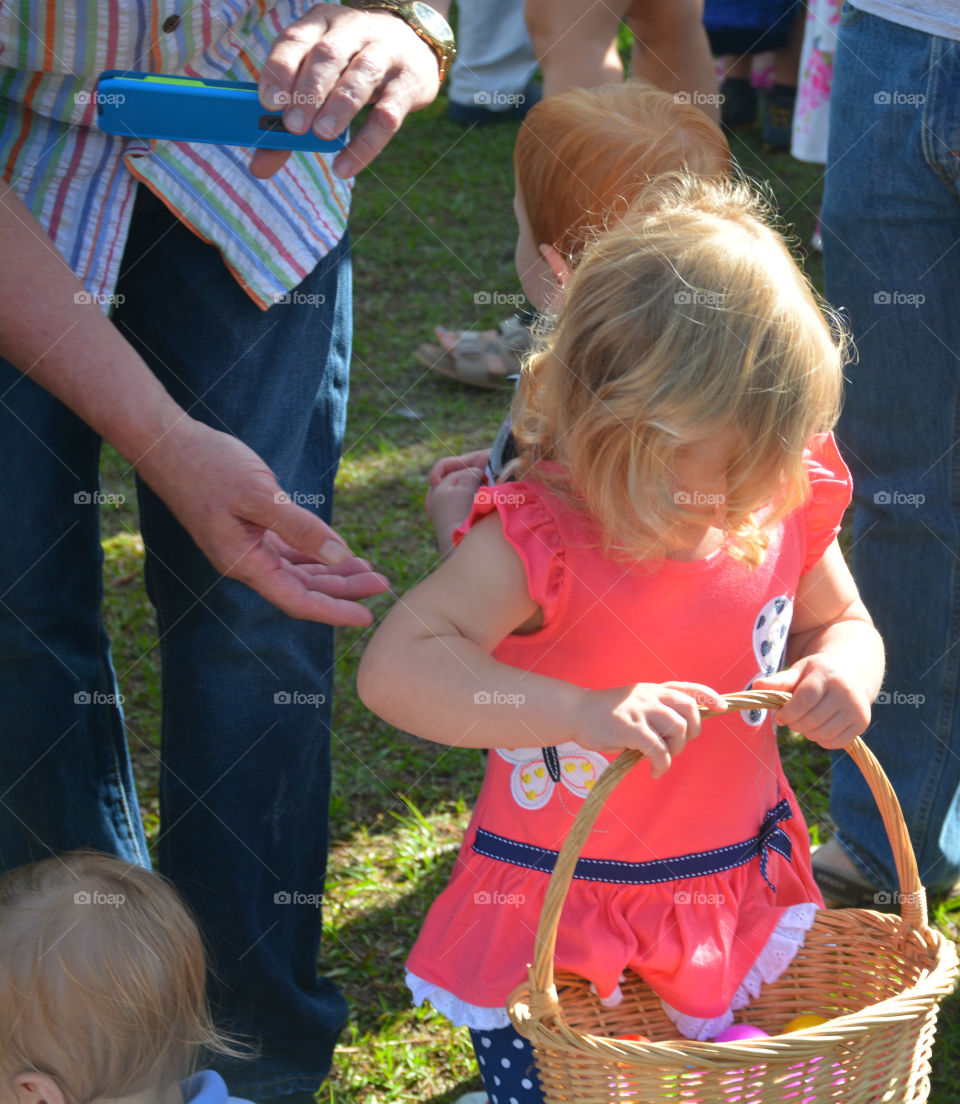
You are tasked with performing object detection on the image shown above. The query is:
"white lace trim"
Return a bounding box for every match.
[661,902,819,1040]
[408,903,818,1036]
[407,971,513,1030]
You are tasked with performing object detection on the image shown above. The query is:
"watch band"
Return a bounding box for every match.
[351,1,456,83]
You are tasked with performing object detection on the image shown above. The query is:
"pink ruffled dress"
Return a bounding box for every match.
[407,434,851,1039]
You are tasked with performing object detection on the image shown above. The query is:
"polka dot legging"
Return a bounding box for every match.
[469,1024,545,1104]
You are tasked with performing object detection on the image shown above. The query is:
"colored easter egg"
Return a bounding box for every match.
[782,1013,829,1033]
[711,1023,770,1042]
[616,1033,651,1042]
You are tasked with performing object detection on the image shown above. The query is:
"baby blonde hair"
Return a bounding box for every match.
[512,174,848,567]
[0,851,243,1103]
[514,81,731,262]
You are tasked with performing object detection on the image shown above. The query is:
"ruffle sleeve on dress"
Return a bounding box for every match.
[799,431,853,573]
[453,481,567,626]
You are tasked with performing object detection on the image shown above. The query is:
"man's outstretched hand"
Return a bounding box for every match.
[138,419,389,624]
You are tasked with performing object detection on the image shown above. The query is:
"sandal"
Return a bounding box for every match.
[416,315,532,389]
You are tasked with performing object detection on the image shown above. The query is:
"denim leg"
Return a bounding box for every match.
[112,188,351,1095]
[0,361,149,870]
[822,7,960,893]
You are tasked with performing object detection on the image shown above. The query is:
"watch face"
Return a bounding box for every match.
[411,0,451,42]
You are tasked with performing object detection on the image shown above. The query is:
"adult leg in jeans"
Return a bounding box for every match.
[112,187,352,1097]
[0,365,149,871]
[821,8,960,895]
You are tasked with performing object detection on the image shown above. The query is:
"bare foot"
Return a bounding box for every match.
[434,326,512,379]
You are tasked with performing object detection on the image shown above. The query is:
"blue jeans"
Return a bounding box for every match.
[821,6,960,895]
[0,187,351,1096]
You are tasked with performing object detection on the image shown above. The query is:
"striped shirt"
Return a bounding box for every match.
[0,0,352,310]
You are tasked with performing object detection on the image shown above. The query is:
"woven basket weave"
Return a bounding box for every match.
[507,691,959,1104]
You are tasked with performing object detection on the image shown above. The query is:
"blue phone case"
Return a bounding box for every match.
[95,70,347,152]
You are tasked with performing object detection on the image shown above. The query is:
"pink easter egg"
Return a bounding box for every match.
[711,1023,770,1042]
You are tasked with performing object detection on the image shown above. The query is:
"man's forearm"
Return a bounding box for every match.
[0,184,189,470]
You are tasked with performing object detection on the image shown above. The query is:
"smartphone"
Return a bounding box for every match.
[95,70,347,152]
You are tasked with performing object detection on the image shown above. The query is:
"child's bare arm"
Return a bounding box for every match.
[358,514,722,772]
[753,540,884,748]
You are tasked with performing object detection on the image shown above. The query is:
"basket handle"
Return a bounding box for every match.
[528,689,929,1008]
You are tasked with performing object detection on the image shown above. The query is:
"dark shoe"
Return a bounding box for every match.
[447,80,542,125]
[762,83,797,152]
[719,77,758,130]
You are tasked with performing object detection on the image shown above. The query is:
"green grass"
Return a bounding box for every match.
[99,90,960,1103]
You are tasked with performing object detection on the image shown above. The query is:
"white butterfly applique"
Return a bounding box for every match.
[496,742,610,810]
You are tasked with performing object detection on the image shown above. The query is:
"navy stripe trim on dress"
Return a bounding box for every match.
[472,799,793,891]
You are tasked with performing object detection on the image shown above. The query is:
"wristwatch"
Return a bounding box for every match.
[351,1,456,83]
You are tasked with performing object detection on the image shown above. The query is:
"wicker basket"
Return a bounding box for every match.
[507,691,959,1104]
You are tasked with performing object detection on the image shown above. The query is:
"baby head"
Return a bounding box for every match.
[512,174,848,566]
[0,851,234,1104]
[512,81,731,308]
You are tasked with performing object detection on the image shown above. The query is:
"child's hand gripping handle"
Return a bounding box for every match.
[522,689,930,1037]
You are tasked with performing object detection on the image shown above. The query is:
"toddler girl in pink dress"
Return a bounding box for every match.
[358,174,884,1104]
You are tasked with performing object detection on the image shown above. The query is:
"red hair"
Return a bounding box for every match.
[514,81,731,259]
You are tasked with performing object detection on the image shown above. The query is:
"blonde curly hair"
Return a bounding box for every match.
[511,174,849,568]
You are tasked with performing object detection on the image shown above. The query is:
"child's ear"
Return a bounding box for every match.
[538,243,572,289]
[11,1073,67,1104]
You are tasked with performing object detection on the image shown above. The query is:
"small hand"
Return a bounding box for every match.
[574,682,725,777]
[426,467,485,556]
[754,657,872,748]
[428,449,491,487]
[137,419,389,624]
[251,3,442,179]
